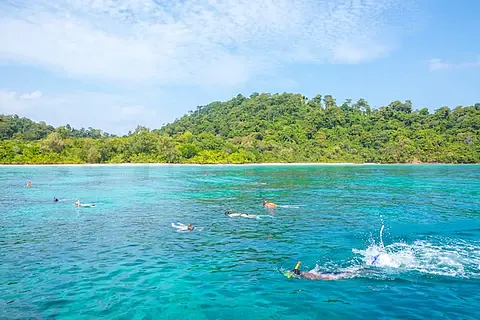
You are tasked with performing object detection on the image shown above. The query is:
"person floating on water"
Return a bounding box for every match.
[263,200,277,208]
[287,261,358,280]
[53,197,59,202]
[224,209,258,219]
[171,223,199,232]
[26,182,32,187]
[75,200,95,207]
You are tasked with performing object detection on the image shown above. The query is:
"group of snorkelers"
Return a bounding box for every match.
[48,183,371,281]
[182,200,279,229]
[226,200,373,281]
[223,200,277,218]
[25,181,83,206]
[51,197,94,207]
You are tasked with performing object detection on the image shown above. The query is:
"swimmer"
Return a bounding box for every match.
[263,200,277,208]
[291,269,354,280]
[53,197,59,202]
[288,261,357,280]
[172,223,201,232]
[224,210,258,219]
[26,182,32,187]
[75,200,95,208]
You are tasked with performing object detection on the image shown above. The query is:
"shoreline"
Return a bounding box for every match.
[0,162,477,167]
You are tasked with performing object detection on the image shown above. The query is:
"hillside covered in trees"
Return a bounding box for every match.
[1,93,479,164]
[0,115,114,140]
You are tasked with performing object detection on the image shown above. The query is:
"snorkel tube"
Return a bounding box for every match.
[293,261,301,275]
[294,261,301,269]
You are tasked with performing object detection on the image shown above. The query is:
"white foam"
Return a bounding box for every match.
[353,239,480,278]
[284,224,480,280]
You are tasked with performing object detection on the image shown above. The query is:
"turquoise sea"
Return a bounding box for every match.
[1,164,479,319]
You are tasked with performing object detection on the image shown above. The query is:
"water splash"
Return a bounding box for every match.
[379,224,385,249]
[352,225,480,278]
[283,223,480,280]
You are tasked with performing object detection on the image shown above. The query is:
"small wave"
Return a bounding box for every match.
[256,215,275,220]
[176,227,204,233]
[276,205,303,209]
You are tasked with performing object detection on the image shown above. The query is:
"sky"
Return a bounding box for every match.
[0,0,479,135]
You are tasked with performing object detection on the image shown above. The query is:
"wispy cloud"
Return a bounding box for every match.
[19,90,43,100]
[0,0,418,86]
[0,90,160,134]
[428,57,480,71]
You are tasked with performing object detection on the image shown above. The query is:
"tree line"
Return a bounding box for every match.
[1,93,479,164]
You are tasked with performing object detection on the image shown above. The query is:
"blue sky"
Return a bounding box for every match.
[0,0,479,135]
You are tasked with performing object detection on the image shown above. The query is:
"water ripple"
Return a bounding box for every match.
[0,165,479,319]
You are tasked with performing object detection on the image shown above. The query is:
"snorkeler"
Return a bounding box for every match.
[53,197,59,202]
[263,200,277,208]
[75,200,95,207]
[287,261,358,280]
[172,223,201,232]
[224,210,258,219]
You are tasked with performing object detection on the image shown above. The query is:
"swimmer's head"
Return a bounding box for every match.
[263,200,267,205]
[291,268,301,275]
[224,210,232,215]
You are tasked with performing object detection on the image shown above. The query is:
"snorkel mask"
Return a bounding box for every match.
[285,261,301,278]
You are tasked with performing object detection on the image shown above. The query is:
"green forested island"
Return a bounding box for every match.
[1,93,479,164]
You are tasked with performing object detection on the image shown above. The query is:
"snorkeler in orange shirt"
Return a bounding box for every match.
[263,200,277,208]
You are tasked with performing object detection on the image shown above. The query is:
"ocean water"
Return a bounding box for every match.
[1,164,479,320]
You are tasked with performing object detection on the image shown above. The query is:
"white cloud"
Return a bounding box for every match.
[0,89,161,135]
[428,57,480,71]
[428,58,450,71]
[19,90,43,100]
[0,0,419,86]
[116,105,149,117]
[0,90,34,114]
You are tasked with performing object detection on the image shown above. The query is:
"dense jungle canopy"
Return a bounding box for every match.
[1,93,479,164]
